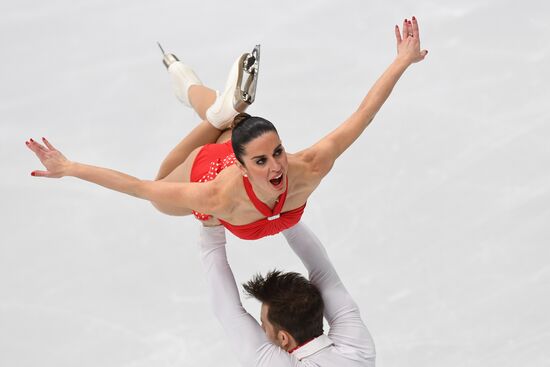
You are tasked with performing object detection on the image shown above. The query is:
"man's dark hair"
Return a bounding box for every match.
[243,270,324,344]
[231,113,279,165]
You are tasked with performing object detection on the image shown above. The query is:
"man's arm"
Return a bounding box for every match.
[282,222,375,358]
[198,225,293,367]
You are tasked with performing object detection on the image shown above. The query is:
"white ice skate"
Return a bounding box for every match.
[158,42,202,108]
[206,44,261,130]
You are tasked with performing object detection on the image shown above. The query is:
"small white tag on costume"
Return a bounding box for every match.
[267,214,280,221]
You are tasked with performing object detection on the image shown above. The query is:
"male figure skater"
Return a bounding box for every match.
[198,222,375,366]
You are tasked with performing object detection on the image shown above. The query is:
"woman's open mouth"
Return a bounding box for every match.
[269,173,283,188]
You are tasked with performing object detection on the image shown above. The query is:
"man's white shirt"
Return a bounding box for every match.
[198,222,376,366]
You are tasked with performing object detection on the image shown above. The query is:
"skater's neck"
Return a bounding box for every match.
[252,184,280,208]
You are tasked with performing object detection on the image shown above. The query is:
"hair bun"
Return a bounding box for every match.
[231,112,251,129]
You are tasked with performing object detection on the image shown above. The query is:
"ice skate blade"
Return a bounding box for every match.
[157,42,180,69]
[233,44,260,111]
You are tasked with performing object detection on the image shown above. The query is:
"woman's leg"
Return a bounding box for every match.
[153,124,233,216]
[152,145,203,216]
[155,45,258,182]
[188,85,217,120]
[153,125,232,215]
[155,120,222,180]
[155,83,225,181]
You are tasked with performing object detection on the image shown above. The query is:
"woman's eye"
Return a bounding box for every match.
[274,149,282,156]
[256,159,265,165]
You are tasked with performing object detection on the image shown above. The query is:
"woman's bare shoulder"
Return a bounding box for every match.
[288,149,324,177]
[288,148,316,164]
[212,165,243,216]
[287,151,323,194]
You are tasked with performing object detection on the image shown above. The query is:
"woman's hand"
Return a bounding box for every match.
[395,16,428,65]
[25,137,71,178]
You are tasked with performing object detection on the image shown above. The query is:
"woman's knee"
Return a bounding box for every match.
[216,129,232,144]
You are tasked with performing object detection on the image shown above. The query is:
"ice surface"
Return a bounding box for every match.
[1,1,549,366]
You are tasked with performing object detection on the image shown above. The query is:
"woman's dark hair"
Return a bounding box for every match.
[231,113,278,165]
[243,270,324,344]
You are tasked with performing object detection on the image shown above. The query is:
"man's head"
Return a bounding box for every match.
[243,270,324,350]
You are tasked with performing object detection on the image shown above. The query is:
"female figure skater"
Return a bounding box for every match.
[26,18,428,240]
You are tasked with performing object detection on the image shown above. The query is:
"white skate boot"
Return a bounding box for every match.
[206,44,260,130]
[158,42,202,107]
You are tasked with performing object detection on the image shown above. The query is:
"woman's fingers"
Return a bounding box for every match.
[25,137,65,178]
[394,16,428,64]
[395,24,402,44]
[28,138,48,152]
[42,137,56,151]
[402,18,408,40]
[411,16,420,38]
[26,137,57,155]
[26,139,44,155]
[32,139,48,152]
[31,170,51,177]
[400,18,414,39]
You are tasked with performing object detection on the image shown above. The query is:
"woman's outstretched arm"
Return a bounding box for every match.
[25,137,221,215]
[304,16,428,177]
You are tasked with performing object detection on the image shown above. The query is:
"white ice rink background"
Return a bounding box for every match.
[1,0,549,366]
